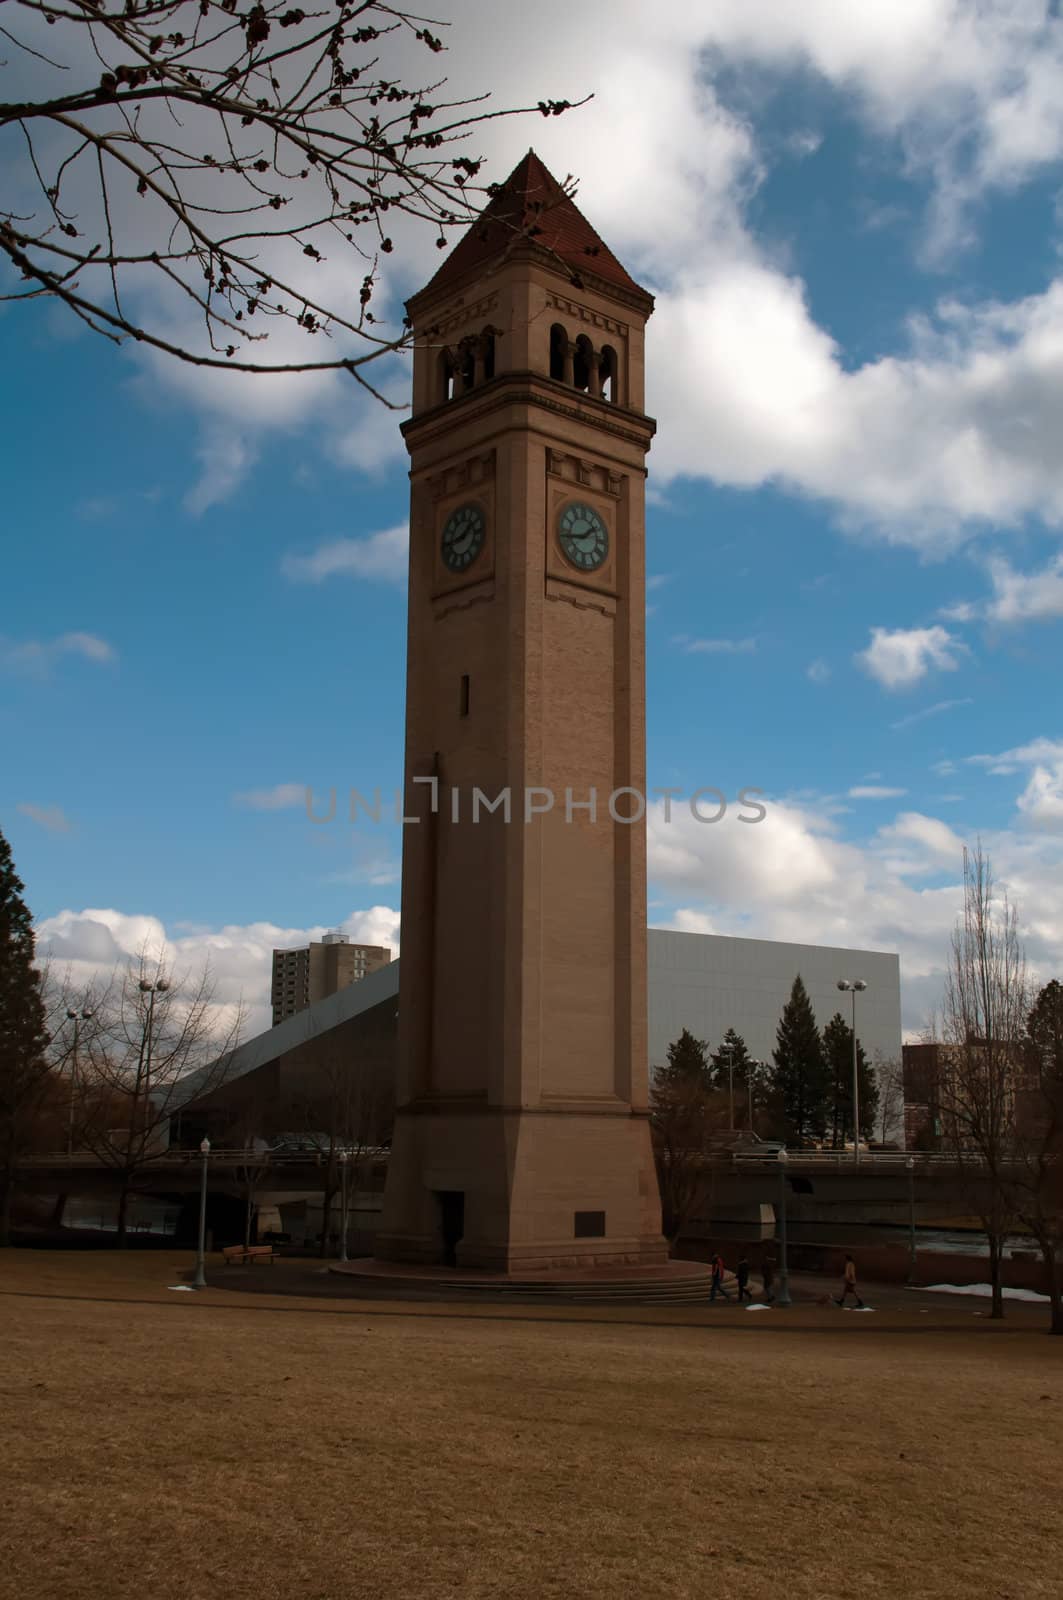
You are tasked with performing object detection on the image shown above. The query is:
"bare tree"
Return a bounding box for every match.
[76,946,244,1244]
[1000,981,1063,1335]
[650,1055,730,1248]
[940,844,1028,1319]
[1,1,579,388]
[875,1056,905,1147]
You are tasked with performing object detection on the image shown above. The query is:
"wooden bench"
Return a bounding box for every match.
[221,1244,275,1266]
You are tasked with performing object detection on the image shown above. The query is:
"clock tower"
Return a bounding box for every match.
[375,152,667,1273]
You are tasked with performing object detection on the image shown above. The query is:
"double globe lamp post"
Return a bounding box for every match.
[836,977,868,1167]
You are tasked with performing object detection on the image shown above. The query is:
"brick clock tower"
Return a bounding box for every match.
[375,153,667,1273]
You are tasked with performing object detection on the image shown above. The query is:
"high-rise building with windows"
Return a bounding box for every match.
[271,933,391,1025]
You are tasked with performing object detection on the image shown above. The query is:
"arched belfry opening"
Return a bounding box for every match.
[599,344,618,404]
[550,323,568,382]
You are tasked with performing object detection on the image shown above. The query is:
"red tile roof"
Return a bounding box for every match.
[419,150,643,300]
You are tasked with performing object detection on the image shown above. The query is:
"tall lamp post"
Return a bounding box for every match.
[138,978,169,1133]
[747,1060,763,1133]
[775,1148,792,1306]
[906,1155,917,1284]
[192,1137,210,1289]
[721,1044,735,1131]
[338,1149,350,1264]
[65,1007,93,1159]
[836,979,868,1167]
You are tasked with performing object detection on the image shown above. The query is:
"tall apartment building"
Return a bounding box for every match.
[271,933,392,1025]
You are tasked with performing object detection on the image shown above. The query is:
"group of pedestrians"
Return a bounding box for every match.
[707,1250,863,1307]
[708,1251,762,1302]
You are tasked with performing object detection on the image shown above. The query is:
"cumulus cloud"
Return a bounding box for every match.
[807,659,831,684]
[849,787,907,800]
[646,781,1063,1034]
[36,904,401,1039]
[966,739,1063,833]
[281,523,408,585]
[949,551,1063,625]
[856,625,963,690]
[17,803,73,833]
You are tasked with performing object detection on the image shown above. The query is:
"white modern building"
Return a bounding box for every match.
[648,928,902,1074]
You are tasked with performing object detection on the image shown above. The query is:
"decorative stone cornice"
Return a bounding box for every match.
[402,372,657,455]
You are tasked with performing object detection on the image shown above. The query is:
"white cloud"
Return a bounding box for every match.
[806,659,831,684]
[184,431,258,516]
[677,635,758,655]
[849,787,907,800]
[965,739,1063,833]
[2,632,116,674]
[646,783,1063,1034]
[891,697,973,731]
[975,552,1063,624]
[282,523,408,585]
[856,626,963,690]
[17,803,73,833]
[36,904,401,1040]
[232,784,308,812]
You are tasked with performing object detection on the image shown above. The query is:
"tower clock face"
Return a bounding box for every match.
[440,502,486,574]
[558,501,609,573]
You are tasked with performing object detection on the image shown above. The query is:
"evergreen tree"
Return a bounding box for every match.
[0,829,50,1245]
[822,1012,878,1145]
[708,1027,756,1126]
[771,974,829,1142]
[1027,980,1063,1080]
[661,1028,711,1088]
[708,1027,754,1090]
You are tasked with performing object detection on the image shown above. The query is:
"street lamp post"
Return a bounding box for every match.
[775,1149,792,1306]
[836,979,868,1167]
[723,1045,735,1131]
[192,1137,210,1289]
[65,1007,93,1159]
[138,978,169,1133]
[906,1155,917,1284]
[338,1150,350,1264]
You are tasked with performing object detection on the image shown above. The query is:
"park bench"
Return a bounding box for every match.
[221,1244,275,1266]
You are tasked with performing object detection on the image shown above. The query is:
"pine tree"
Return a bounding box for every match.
[0,828,50,1245]
[822,1012,878,1145]
[1027,980,1063,1079]
[661,1028,711,1088]
[708,1027,756,1126]
[708,1027,753,1089]
[771,974,829,1142]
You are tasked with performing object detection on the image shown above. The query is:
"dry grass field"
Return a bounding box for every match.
[2,1251,1062,1600]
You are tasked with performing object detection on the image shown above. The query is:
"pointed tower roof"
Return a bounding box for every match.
[419,150,644,302]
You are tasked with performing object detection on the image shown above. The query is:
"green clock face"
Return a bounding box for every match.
[441,502,486,574]
[558,501,609,572]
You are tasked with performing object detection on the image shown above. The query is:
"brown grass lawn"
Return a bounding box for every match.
[2,1252,1062,1600]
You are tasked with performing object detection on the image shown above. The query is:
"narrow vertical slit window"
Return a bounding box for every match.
[460,674,470,717]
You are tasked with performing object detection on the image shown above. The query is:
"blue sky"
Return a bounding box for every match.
[5,3,1063,1037]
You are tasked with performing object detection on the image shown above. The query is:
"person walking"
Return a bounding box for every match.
[736,1254,753,1302]
[835,1254,864,1308]
[761,1255,776,1303]
[710,1251,732,1302]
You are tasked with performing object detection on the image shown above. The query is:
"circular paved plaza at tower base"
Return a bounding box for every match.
[328,1257,714,1304]
[5,1250,1062,1600]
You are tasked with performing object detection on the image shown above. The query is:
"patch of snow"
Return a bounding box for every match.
[167,1285,195,1292]
[745,1304,772,1312]
[924,1283,1049,1303]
